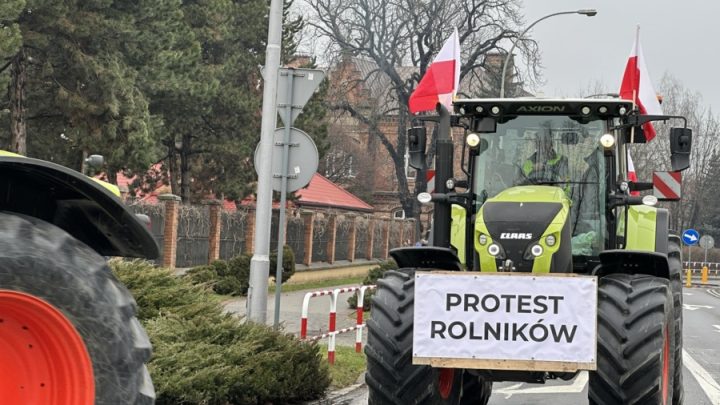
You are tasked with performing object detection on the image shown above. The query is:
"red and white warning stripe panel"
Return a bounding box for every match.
[653,171,682,200]
[426,169,435,193]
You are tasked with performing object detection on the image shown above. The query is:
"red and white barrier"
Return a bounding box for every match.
[300,285,376,364]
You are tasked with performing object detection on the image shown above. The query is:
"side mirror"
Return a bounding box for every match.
[669,127,692,171]
[408,126,427,170]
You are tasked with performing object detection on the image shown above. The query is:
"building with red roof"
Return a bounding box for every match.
[107,168,373,214]
[294,173,373,212]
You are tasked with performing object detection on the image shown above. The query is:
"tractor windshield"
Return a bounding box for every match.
[473,115,607,256]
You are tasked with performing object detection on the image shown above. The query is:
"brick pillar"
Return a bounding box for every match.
[206,200,222,263]
[411,219,417,244]
[327,214,337,264]
[302,211,315,265]
[366,218,375,259]
[382,219,391,259]
[244,207,256,254]
[159,194,181,269]
[348,216,357,262]
[398,219,405,247]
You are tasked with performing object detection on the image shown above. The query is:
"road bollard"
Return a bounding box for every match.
[686,268,692,287]
[702,266,709,285]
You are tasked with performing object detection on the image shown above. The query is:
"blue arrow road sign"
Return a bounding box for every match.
[682,229,700,245]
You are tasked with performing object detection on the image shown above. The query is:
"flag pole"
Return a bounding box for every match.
[629,25,640,146]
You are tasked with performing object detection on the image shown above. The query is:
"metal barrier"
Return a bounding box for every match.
[300,285,376,364]
[684,262,720,271]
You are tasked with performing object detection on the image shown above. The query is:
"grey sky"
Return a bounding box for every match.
[522,0,716,110]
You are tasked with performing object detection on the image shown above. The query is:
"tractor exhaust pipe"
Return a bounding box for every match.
[433,105,453,248]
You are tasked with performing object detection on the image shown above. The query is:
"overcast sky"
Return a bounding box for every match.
[521,0,716,110]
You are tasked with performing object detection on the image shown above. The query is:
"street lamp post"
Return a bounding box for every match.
[500,9,597,98]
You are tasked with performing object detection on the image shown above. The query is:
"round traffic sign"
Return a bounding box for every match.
[254,127,319,192]
[682,229,700,246]
[700,235,715,250]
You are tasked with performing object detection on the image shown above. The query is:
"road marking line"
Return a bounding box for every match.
[713,325,720,334]
[683,292,694,296]
[707,289,720,299]
[683,349,720,404]
[683,304,714,311]
[494,371,588,398]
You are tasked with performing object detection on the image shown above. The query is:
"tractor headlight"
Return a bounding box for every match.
[600,134,615,148]
[530,244,544,257]
[523,243,544,260]
[466,133,481,148]
[478,234,488,245]
[488,243,501,257]
[545,234,556,247]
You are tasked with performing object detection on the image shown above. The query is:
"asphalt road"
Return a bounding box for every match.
[317,285,720,405]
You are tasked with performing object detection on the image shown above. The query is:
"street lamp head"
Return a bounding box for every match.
[577,9,598,16]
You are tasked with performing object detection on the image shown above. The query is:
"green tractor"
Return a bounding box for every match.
[0,151,158,404]
[365,98,691,404]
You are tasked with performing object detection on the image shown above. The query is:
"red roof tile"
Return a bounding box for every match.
[295,173,373,212]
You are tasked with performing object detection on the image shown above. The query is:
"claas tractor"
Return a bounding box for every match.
[364,98,691,404]
[0,150,158,404]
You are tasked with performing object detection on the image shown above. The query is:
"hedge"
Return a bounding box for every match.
[186,245,295,296]
[112,259,330,404]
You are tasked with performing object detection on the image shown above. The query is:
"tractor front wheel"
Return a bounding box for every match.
[0,213,154,404]
[365,268,491,405]
[590,274,674,405]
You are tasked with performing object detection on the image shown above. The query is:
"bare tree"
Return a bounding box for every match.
[629,74,720,234]
[308,0,539,223]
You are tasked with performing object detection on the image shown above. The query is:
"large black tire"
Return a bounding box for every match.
[668,240,684,404]
[0,213,155,404]
[365,269,491,405]
[590,274,675,405]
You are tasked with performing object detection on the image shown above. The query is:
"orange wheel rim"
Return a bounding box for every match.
[662,325,670,405]
[438,368,455,399]
[0,290,94,405]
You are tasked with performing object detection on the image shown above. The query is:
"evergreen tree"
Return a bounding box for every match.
[3,0,157,178]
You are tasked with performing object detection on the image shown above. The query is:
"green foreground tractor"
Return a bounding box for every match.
[365,98,691,404]
[0,151,158,404]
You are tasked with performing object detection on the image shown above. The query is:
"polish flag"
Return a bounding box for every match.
[619,27,663,141]
[628,151,640,196]
[409,29,460,114]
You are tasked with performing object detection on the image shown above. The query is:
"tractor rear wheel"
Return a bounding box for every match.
[365,268,491,405]
[668,240,684,404]
[590,274,674,405]
[0,213,154,405]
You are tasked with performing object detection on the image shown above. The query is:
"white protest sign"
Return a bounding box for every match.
[413,272,597,371]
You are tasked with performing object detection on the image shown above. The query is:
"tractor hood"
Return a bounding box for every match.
[475,186,571,273]
[0,154,158,259]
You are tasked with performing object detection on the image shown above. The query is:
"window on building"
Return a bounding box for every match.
[392,208,406,219]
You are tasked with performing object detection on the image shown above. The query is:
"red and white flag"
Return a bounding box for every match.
[619,27,663,141]
[627,151,639,196]
[409,29,460,114]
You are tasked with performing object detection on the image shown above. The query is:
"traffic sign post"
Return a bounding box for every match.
[700,234,715,264]
[252,67,322,328]
[682,229,699,269]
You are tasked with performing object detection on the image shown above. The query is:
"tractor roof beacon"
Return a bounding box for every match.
[365,98,691,405]
[0,154,158,404]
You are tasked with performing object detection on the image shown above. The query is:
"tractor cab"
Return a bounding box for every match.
[401,98,691,275]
